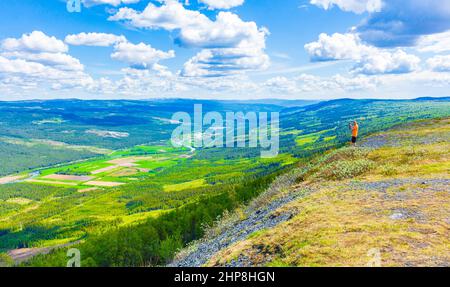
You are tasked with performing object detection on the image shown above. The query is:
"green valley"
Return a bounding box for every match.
[0,98,449,266]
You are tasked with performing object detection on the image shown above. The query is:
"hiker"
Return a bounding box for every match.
[350,121,359,146]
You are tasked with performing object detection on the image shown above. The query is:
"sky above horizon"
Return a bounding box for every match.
[1,0,450,100]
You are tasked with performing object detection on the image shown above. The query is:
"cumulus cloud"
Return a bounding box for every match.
[65,32,175,72]
[305,32,420,74]
[176,12,267,49]
[181,47,269,77]
[0,55,93,91]
[198,0,245,10]
[111,41,175,69]
[355,50,420,75]
[356,0,450,47]
[108,0,209,31]
[310,0,383,14]
[427,55,450,72]
[109,0,269,77]
[82,0,140,8]
[65,32,126,47]
[0,31,93,92]
[305,33,367,61]
[108,0,266,49]
[1,51,83,71]
[2,31,68,53]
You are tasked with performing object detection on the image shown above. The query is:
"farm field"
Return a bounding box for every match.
[0,141,297,255]
[24,145,191,190]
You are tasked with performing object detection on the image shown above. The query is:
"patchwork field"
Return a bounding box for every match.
[0,141,297,256]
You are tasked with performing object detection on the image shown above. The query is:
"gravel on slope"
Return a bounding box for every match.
[168,186,313,267]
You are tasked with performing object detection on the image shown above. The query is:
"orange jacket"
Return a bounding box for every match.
[352,124,359,137]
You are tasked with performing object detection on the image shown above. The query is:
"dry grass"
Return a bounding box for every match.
[78,187,99,193]
[85,181,125,187]
[209,183,449,267]
[90,165,119,175]
[206,118,450,267]
[109,168,139,177]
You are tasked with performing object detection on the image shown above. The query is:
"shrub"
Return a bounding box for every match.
[380,164,398,176]
[0,253,14,267]
[316,159,375,180]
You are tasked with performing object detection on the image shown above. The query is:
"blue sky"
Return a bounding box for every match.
[0,0,450,100]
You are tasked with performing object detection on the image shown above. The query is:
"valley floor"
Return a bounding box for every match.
[171,118,450,267]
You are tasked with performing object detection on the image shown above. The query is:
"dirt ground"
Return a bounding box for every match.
[85,181,125,187]
[43,174,93,181]
[0,175,26,184]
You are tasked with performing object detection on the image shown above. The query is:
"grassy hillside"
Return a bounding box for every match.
[193,118,449,267]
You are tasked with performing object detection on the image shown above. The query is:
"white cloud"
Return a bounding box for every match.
[310,0,383,14]
[65,32,175,71]
[1,51,83,71]
[264,76,299,94]
[181,47,269,77]
[259,72,381,96]
[111,41,175,69]
[152,63,174,77]
[109,1,266,49]
[108,0,208,31]
[0,56,91,85]
[305,33,368,61]
[176,12,267,49]
[1,31,68,53]
[264,73,380,95]
[417,31,450,53]
[259,71,450,99]
[109,0,269,77]
[82,0,140,8]
[94,67,188,97]
[427,55,450,72]
[329,73,380,90]
[353,49,420,75]
[65,32,126,47]
[305,33,420,74]
[198,0,245,10]
[0,31,93,93]
[180,74,259,94]
[64,32,175,72]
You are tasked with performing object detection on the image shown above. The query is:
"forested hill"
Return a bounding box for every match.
[278,97,450,157]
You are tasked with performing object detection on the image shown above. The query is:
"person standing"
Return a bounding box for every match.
[350,121,359,146]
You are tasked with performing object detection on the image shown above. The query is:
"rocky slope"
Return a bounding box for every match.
[170,118,450,267]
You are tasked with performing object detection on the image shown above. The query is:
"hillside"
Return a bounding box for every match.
[171,118,450,267]
[0,98,449,266]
